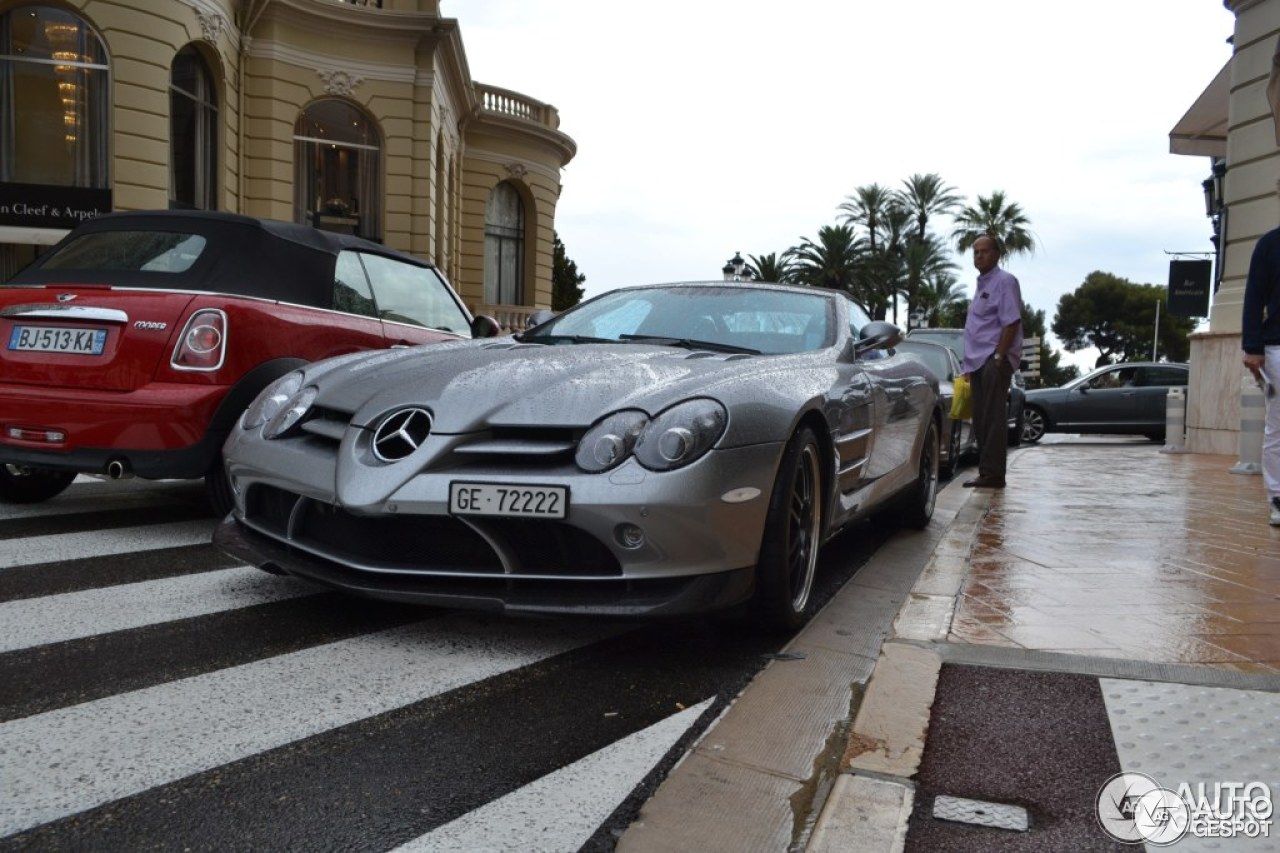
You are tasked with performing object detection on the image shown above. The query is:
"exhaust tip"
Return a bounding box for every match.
[106,459,133,480]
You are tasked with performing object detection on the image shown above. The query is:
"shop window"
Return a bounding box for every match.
[0,5,109,187]
[294,99,380,241]
[170,46,217,210]
[484,182,523,305]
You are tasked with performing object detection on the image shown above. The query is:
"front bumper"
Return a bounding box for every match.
[215,516,755,617]
[217,434,785,615]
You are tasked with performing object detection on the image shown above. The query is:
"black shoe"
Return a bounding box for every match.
[962,476,1006,489]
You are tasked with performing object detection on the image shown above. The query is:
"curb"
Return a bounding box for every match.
[805,486,991,852]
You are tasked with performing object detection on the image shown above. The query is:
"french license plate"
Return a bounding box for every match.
[449,482,568,519]
[8,325,107,355]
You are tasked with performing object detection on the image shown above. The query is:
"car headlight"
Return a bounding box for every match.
[634,399,727,471]
[263,385,318,439]
[241,371,304,430]
[575,410,648,472]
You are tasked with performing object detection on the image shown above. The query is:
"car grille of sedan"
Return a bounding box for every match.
[244,484,621,577]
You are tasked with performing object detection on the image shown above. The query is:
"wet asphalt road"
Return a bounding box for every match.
[0,475,899,851]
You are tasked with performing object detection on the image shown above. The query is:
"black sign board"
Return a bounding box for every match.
[0,182,112,230]
[1167,259,1211,318]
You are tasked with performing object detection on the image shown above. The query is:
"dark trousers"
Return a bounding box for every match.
[971,356,1014,480]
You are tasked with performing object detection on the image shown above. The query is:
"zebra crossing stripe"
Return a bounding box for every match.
[0,520,215,569]
[394,699,713,853]
[0,618,622,837]
[0,567,318,653]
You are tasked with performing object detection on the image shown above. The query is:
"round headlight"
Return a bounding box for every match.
[263,385,318,439]
[575,410,648,472]
[634,399,727,471]
[241,371,304,430]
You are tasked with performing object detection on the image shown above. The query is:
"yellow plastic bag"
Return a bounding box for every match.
[950,374,973,421]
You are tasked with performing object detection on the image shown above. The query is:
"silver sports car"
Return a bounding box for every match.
[214,282,942,629]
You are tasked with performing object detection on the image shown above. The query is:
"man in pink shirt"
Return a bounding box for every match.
[961,234,1023,488]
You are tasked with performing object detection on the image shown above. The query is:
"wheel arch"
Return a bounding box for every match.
[207,358,310,436]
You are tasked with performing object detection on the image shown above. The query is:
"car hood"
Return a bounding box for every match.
[309,338,829,433]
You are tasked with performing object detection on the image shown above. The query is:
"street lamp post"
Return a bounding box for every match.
[722,251,748,281]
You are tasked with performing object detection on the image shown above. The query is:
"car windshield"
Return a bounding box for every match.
[522,285,835,355]
[905,328,964,361]
[37,230,208,273]
[896,343,951,381]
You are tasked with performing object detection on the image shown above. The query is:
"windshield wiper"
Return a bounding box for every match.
[514,333,615,345]
[619,334,761,355]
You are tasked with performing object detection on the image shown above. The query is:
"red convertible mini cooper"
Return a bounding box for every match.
[0,210,492,515]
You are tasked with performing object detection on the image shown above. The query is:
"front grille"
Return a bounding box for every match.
[244,484,620,577]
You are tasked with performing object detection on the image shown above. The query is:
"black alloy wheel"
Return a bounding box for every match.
[754,426,824,632]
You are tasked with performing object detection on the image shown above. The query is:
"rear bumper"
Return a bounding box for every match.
[214,515,756,617]
[0,382,228,478]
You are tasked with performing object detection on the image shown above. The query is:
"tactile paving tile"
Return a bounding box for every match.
[932,794,1030,831]
[1101,679,1280,852]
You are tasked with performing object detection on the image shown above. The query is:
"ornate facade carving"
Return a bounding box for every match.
[195,9,228,44]
[317,69,365,97]
[505,162,528,180]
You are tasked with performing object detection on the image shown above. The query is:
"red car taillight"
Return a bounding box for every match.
[172,309,227,371]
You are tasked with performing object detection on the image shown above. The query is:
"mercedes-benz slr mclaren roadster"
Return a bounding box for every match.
[214,282,942,629]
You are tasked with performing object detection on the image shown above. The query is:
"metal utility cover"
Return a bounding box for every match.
[932,795,1030,832]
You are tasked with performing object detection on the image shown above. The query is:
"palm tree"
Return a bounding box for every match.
[747,251,797,284]
[898,173,962,244]
[837,184,895,255]
[895,174,961,326]
[951,190,1037,259]
[900,235,958,327]
[916,270,966,328]
[790,225,879,313]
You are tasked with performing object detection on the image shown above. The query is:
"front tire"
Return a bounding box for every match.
[0,465,76,504]
[896,418,938,530]
[1021,406,1047,443]
[940,420,961,479]
[753,426,824,632]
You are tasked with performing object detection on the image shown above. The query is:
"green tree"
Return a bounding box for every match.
[951,190,1037,259]
[790,225,885,316]
[551,231,585,311]
[747,251,796,284]
[1052,271,1196,366]
[915,271,965,328]
[900,234,957,327]
[838,183,896,255]
[896,174,962,325]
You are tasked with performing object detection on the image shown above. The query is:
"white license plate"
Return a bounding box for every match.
[449,482,568,519]
[8,325,107,355]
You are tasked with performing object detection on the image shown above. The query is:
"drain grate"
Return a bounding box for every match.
[932,795,1030,831]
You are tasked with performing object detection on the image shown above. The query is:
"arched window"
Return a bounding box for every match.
[294,99,380,240]
[484,182,523,305]
[169,45,217,210]
[0,4,109,187]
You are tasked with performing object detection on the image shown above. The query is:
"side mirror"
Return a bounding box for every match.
[854,320,902,354]
[470,315,502,338]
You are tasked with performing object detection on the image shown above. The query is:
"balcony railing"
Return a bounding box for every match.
[473,303,548,333]
[474,84,561,131]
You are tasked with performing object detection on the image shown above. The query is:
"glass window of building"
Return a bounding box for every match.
[0,5,109,187]
[294,99,380,241]
[484,181,524,305]
[170,46,217,210]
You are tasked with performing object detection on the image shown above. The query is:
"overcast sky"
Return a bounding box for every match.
[452,1,1236,369]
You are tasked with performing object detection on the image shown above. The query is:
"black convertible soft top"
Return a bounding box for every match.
[8,210,435,310]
